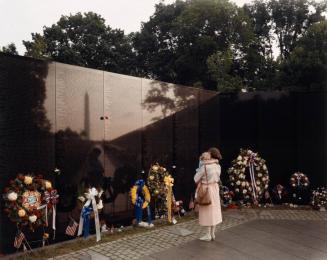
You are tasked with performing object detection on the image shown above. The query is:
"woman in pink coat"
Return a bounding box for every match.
[194,147,222,241]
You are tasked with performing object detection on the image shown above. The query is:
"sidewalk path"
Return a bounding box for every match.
[50,209,327,260]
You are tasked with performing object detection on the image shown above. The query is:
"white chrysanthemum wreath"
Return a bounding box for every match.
[228,149,270,204]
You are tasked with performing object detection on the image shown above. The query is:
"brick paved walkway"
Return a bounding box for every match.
[49,209,327,260]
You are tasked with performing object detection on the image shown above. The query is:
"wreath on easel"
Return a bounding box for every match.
[228,149,269,204]
[147,163,171,216]
[3,174,58,230]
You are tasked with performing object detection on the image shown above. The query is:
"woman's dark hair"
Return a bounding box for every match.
[208,147,222,160]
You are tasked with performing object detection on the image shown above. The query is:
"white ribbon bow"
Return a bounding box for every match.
[77,188,101,242]
[248,152,258,203]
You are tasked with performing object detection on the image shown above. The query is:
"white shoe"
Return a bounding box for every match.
[211,233,216,241]
[199,234,212,242]
[138,221,147,227]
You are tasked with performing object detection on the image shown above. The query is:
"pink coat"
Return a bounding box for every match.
[194,163,222,226]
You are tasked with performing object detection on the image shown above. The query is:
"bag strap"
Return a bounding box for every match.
[204,165,209,184]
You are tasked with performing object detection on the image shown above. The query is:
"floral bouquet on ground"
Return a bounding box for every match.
[228,149,269,205]
[220,186,234,207]
[311,187,327,211]
[289,172,310,205]
[272,184,288,204]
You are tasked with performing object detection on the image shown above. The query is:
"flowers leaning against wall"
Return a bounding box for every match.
[3,174,58,231]
[290,172,309,189]
[147,163,171,217]
[311,187,327,210]
[228,149,270,205]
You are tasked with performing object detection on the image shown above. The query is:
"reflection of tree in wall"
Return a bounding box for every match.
[142,81,197,121]
[0,54,53,253]
[0,54,52,181]
[102,143,138,201]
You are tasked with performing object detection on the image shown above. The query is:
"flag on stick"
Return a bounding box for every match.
[14,231,25,249]
[65,219,78,236]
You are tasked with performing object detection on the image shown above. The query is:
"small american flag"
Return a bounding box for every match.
[14,231,25,249]
[65,219,78,236]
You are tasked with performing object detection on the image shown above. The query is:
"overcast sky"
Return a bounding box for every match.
[0,0,251,54]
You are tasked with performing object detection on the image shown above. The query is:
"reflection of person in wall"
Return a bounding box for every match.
[83,147,108,232]
[85,147,104,189]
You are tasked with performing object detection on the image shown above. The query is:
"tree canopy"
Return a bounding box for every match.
[1,43,18,55]
[279,20,327,90]
[20,0,327,92]
[23,12,137,75]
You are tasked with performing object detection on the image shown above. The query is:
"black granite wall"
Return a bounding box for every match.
[0,53,326,254]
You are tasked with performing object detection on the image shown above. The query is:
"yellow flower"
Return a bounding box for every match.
[130,185,151,209]
[143,186,151,209]
[152,165,159,172]
[24,176,33,185]
[130,186,137,205]
[18,209,26,217]
[45,181,52,189]
[164,175,174,187]
[149,175,154,180]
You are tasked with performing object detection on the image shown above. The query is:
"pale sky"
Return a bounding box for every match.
[0,0,250,55]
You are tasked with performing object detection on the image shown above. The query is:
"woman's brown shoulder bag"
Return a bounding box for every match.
[196,165,211,206]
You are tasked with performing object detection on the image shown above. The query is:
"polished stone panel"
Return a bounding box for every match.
[1,53,326,254]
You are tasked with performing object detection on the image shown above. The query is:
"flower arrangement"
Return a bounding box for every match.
[272,184,287,202]
[290,172,309,189]
[220,186,234,207]
[147,163,171,216]
[227,149,269,204]
[172,199,185,214]
[78,188,103,211]
[130,183,151,209]
[311,187,327,210]
[2,174,57,230]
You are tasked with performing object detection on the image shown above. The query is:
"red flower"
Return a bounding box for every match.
[3,187,9,193]
[228,204,239,209]
[18,174,25,181]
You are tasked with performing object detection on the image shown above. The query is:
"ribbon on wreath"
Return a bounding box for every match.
[296,175,301,186]
[133,180,152,225]
[44,189,59,239]
[77,188,101,242]
[248,152,258,204]
[37,204,48,226]
[164,176,174,223]
[134,179,152,225]
[135,183,144,223]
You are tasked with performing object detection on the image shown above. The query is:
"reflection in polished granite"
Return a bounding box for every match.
[1,53,326,254]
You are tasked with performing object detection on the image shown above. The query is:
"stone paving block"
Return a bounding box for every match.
[53,209,327,260]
